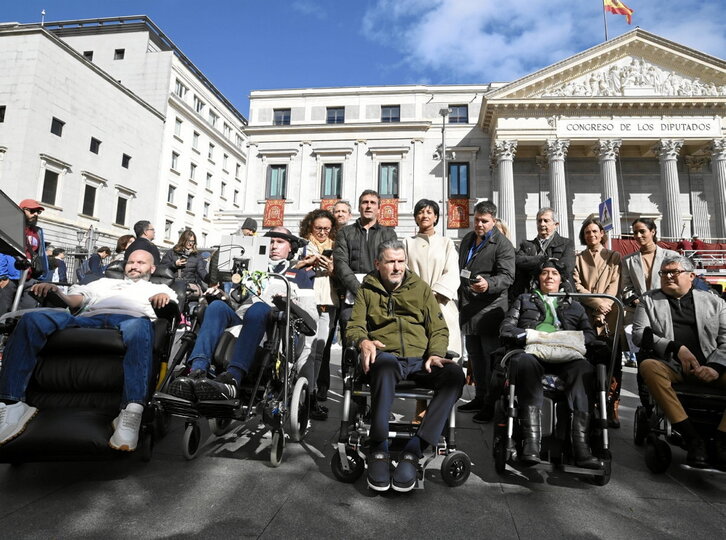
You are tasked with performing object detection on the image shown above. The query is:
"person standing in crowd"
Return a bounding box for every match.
[332,200,352,227]
[160,229,208,296]
[511,207,575,300]
[573,217,622,427]
[125,221,161,265]
[88,247,112,277]
[457,200,515,422]
[12,199,49,309]
[113,234,135,262]
[298,208,338,420]
[240,218,258,237]
[621,218,679,368]
[333,190,397,344]
[50,248,68,283]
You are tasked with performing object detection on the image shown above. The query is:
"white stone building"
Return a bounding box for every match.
[0,16,247,250]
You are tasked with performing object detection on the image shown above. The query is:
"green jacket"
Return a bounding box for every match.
[346,270,449,359]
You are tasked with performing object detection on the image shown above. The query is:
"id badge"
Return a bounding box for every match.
[460,269,471,280]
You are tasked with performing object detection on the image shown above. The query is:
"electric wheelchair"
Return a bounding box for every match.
[153,273,317,465]
[633,328,726,474]
[330,346,471,489]
[0,261,185,463]
[491,292,623,486]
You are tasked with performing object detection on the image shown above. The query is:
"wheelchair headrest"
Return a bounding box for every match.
[103,260,175,286]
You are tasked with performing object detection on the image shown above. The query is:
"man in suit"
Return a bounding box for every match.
[634,254,726,469]
[511,207,575,301]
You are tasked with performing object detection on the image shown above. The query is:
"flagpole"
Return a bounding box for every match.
[602,1,609,41]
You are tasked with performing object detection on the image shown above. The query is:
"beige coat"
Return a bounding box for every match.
[573,247,621,335]
[403,233,461,355]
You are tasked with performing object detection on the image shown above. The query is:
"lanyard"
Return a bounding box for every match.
[466,231,493,265]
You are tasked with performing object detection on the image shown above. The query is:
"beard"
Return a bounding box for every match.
[125,270,152,282]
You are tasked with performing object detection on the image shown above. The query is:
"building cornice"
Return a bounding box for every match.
[244,121,433,135]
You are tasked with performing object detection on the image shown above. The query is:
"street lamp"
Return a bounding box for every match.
[439,107,451,235]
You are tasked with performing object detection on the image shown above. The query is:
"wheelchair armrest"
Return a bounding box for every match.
[271,296,317,337]
[500,348,525,369]
[33,289,72,309]
[153,300,180,323]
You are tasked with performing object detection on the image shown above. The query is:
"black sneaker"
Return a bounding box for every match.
[686,437,708,468]
[310,402,328,421]
[317,386,329,402]
[457,398,483,413]
[392,452,419,492]
[367,452,391,491]
[193,372,239,401]
[168,369,206,401]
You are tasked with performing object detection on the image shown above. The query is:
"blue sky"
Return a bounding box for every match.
[3,1,725,116]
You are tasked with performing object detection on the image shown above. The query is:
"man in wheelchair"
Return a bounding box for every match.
[168,227,316,402]
[0,248,176,451]
[346,240,465,492]
[499,260,602,469]
[634,255,726,469]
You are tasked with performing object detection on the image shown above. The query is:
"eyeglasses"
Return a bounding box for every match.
[25,208,43,215]
[658,269,687,278]
[313,226,331,232]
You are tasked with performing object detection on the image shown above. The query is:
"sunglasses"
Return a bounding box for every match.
[25,208,43,215]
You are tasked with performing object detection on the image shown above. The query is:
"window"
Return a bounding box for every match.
[449,105,468,124]
[223,123,231,139]
[235,133,244,149]
[208,110,218,127]
[235,163,241,178]
[202,232,208,244]
[165,220,173,240]
[50,117,64,137]
[222,153,228,170]
[192,131,200,149]
[266,165,287,199]
[41,170,59,206]
[208,143,215,161]
[321,164,342,198]
[171,151,179,170]
[114,49,125,60]
[190,163,197,181]
[186,194,194,212]
[82,184,97,216]
[115,196,127,225]
[167,185,176,204]
[121,154,131,168]
[194,95,205,114]
[273,109,291,126]
[233,189,239,205]
[326,107,345,124]
[220,181,227,199]
[381,105,400,123]
[83,50,93,61]
[206,173,212,190]
[448,162,469,197]
[0,105,5,123]
[203,202,210,218]
[174,79,187,99]
[174,118,183,137]
[89,137,101,154]
[378,163,399,196]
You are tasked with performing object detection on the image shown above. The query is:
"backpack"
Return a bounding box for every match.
[76,257,93,282]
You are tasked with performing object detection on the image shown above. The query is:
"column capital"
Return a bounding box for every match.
[708,138,726,160]
[685,155,709,172]
[652,139,684,161]
[543,139,569,161]
[492,140,517,162]
[593,139,622,161]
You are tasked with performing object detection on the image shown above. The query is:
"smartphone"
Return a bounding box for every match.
[322,249,333,258]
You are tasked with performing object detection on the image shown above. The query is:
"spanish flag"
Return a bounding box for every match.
[604,0,634,24]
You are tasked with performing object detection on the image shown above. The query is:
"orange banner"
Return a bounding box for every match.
[263,199,285,227]
[447,199,469,229]
[379,198,398,227]
[320,199,338,211]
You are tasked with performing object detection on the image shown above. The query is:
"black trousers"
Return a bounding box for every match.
[368,353,465,447]
[511,352,594,412]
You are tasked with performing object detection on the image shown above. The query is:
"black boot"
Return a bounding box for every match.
[716,431,726,471]
[571,411,602,470]
[673,419,708,468]
[519,406,541,465]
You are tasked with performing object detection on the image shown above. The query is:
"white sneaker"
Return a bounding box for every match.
[0,402,38,445]
[109,403,144,451]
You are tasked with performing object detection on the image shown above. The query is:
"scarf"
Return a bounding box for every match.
[534,289,560,333]
[307,235,333,254]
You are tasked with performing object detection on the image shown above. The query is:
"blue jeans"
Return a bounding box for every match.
[189,301,270,376]
[0,310,154,407]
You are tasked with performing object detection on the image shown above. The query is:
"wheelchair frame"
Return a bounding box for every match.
[491,292,624,486]
[330,347,472,489]
[153,273,312,466]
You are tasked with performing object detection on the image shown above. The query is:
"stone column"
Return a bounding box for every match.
[493,140,517,242]
[543,139,571,238]
[653,139,684,240]
[709,139,726,239]
[594,139,622,237]
[685,155,710,239]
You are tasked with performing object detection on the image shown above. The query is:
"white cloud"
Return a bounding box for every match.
[362,0,726,84]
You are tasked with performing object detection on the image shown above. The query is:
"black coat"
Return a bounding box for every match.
[458,227,515,335]
[511,232,575,300]
[160,249,208,287]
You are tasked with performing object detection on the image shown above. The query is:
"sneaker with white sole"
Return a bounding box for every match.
[109,403,144,451]
[0,402,39,445]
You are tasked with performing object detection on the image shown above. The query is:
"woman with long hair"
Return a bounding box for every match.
[299,208,338,421]
[161,229,209,294]
[573,217,622,427]
[112,234,135,262]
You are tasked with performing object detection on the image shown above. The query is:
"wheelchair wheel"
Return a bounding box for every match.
[154,409,172,440]
[209,417,234,437]
[633,406,649,446]
[182,422,202,461]
[270,429,285,467]
[139,430,154,462]
[493,435,507,474]
[289,376,310,443]
[441,451,471,487]
[331,448,365,483]
[645,435,672,474]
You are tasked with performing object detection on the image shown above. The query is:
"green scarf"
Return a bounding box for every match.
[534,289,560,333]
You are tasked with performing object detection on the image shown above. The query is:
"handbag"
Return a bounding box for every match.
[524,329,587,363]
